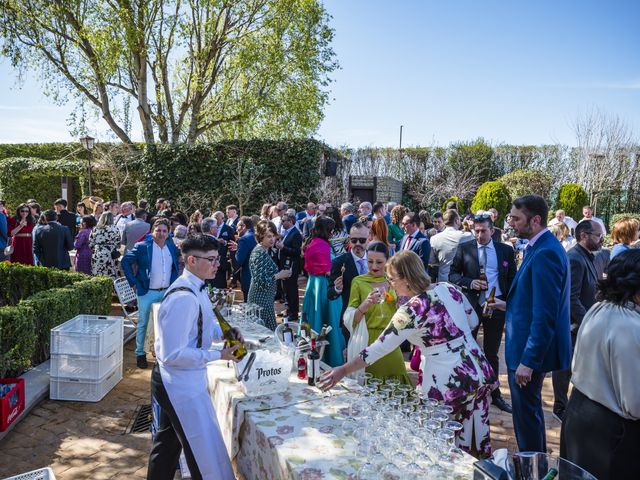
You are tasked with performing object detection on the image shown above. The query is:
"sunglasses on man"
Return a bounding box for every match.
[350,237,367,244]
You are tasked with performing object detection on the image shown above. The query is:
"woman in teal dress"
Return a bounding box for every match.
[248,220,292,330]
[302,216,346,367]
[343,241,412,385]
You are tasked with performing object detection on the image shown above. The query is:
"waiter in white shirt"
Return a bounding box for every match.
[147,234,242,480]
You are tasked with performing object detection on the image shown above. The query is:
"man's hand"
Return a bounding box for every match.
[334,275,344,293]
[220,344,240,362]
[275,240,284,250]
[486,297,506,312]
[228,240,238,252]
[471,279,488,291]
[228,327,244,343]
[515,363,533,387]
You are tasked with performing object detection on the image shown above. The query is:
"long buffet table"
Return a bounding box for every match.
[205,322,476,480]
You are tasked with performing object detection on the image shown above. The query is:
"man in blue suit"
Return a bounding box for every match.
[399,212,431,273]
[229,216,256,301]
[340,202,357,234]
[121,218,180,368]
[490,195,571,452]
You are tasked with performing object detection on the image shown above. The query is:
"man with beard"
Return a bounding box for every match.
[488,195,571,452]
[328,222,370,342]
[551,220,607,422]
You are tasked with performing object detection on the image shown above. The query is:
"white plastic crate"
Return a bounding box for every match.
[50,343,123,380]
[50,362,122,402]
[3,467,56,479]
[50,315,123,356]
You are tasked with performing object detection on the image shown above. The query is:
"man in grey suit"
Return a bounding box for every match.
[33,210,73,269]
[122,208,150,252]
[552,219,606,421]
[429,209,474,282]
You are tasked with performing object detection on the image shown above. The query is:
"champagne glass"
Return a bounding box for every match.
[432,411,448,427]
[356,462,377,480]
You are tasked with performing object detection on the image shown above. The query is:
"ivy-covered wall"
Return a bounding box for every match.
[140,139,329,214]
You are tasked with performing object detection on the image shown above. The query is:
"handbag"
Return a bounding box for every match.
[111,248,121,260]
[3,238,13,258]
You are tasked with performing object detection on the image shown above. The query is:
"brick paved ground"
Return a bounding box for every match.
[0,278,562,479]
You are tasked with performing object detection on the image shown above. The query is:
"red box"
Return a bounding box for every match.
[0,378,25,432]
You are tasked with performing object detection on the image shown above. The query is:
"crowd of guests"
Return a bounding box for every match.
[1,194,639,478]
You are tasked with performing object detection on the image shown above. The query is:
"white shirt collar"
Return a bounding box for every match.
[351,250,367,264]
[183,268,205,291]
[528,227,549,247]
[477,239,495,250]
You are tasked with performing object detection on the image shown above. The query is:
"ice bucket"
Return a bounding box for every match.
[508,452,597,480]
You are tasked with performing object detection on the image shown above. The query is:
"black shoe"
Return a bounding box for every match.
[492,397,512,413]
[136,355,148,369]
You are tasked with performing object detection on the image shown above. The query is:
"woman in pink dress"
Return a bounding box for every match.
[7,203,35,265]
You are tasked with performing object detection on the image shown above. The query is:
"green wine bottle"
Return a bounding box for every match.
[541,467,558,480]
[214,308,248,360]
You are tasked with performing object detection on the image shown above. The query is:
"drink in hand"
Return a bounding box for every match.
[214,308,248,360]
[482,286,496,318]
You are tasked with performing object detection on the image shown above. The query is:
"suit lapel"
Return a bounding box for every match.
[508,233,547,296]
[578,246,597,282]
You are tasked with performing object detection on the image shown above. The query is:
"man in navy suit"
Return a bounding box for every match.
[399,212,431,272]
[225,204,239,231]
[340,202,357,234]
[229,216,256,301]
[33,209,73,269]
[489,195,571,452]
[328,222,370,341]
[276,213,303,320]
[202,213,234,288]
[121,218,181,368]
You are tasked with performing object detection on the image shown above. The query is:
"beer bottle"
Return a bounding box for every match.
[479,267,488,289]
[214,308,248,360]
[483,286,497,318]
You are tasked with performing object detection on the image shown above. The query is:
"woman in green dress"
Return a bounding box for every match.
[344,241,412,385]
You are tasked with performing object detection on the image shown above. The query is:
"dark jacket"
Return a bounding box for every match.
[327,252,360,321]
[33,221,73,269]
[57,209,77,239]
[121,238,180,296]
[235,230,257,294]
[399,230,431,272]
[449,239,517,308]
[278,227,303,275]
[567,244,607,330]
[216,223,235,273]
[342,214,357,234]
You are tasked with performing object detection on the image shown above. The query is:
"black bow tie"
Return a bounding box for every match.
[200,283,207,292]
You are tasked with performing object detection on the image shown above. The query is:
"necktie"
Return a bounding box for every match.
[405,235,413,250]
[357,258,367,275]
[479,245,487,305]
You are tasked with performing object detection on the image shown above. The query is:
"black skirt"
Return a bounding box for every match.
[560,388,640,480]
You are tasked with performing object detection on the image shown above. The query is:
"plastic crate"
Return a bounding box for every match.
[2,467,56,479]
[50,343,123,380]
[50,362,122,402]
[50,315,123,356]
[0,378,25,432]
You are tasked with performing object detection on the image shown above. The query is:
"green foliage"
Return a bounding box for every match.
[0,264,112,376]
[498,169,554,202]
[447,138,503,185]
[140,140,327,214]
[555,184,589,222]
[442,196,466,213]
[470,182,512,225]
[610,213,640,231]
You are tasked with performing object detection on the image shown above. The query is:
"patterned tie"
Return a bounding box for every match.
[357,258,367,275]
[405,235,413,250]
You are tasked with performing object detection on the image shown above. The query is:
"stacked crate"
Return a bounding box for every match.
[49,315,124,402]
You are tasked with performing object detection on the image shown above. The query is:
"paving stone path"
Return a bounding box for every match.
[0,279,562,479]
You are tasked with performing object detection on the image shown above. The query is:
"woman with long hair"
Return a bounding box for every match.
[74,215,97,274]
[89,212,121,278]
[302,216,346,366]
[388,205,407,249]
[7,203,35,264]
[370,218,395,255]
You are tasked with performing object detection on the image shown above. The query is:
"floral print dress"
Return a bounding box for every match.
[360,283,498,457]
[247,245,278,330]
[89,225,121,278]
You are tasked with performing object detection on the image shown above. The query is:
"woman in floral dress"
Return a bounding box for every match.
[320,250,498,458]
[247,220,291,330]
[89,212,121,278]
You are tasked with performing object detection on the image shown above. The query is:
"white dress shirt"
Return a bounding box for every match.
[149,242,173,289]
[477,240,501,297]
[548,216,578,231]
[579,216,607,234]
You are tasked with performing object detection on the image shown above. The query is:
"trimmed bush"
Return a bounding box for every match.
[498,169,554,202]
[442,196,465,213]
[555,184,589,222]
[470,181,512,225]
[0,264,113,376]
[610,213,640,231]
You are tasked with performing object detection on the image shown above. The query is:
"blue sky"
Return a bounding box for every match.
[1,0,639,147]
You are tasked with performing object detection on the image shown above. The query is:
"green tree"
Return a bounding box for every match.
[0,0,337,144]
[470,181,512,225]
[555,184,589,221]
[498,169,554,202]
[447,138,502,186]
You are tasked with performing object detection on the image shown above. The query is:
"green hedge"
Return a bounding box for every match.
[470,181,512,225]
[555,184,589,222]
[140,139,328,215]
[442,196,466,213]
[498,168,554,202]
[610,213,640,231]
[0,264,113,377]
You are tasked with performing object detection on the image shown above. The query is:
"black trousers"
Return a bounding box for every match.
[551,330,577,414]
[282,273,299,320]
[472,305,505,400]
[147,365,203,480]
[561,388,640,480]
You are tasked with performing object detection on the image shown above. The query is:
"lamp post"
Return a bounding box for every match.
[79,135,95,196]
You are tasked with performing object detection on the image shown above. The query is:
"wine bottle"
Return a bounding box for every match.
[282,318,294,345]
[296,336,308,380]
[300,314,311,339]
[482,286,497,318]
[541,468,558,480]
[214,308,248,360]
[317,325,328,343]
[307,339,320,386]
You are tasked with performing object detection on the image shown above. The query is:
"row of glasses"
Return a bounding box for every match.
[335,375,468,479]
